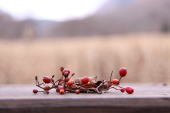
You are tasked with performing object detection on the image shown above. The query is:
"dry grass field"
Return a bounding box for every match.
[0,34,170,84]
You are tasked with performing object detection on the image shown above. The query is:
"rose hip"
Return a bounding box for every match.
[43,85,50,91]
[33,89,38,94]
[67,80,74,86]
[60,67,64,72]
[125,87,134,94]
[119,67,127,77]
[112,79,119,85]
[59,89,65,94]
[43,76,51,83]
[120,88,125,93]
[87,82,91,85]
[81,76,89,84]
[62,70,70,77]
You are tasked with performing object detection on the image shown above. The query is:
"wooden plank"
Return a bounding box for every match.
[0,84,170,113]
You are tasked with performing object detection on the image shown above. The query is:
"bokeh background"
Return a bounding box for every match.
[0,0,170,84]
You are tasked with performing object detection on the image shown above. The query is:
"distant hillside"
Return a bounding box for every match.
[50,0,170,37]
[0,11,56,39]
[0,0,170,39]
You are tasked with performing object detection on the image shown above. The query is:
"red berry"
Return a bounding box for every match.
[87,82,91,85]
[59,89,65,94]
[62,70,70,77]
[43,76,51,83]
[125,87,134,94]
[75,89,80,94]
[81,76,89,84]
[60,67,64,72]
[56,88,59,92]
[43,85,50,91]
[67,80,74,86]
[33,89,38,94]
[119,67,127,77]
[120,88,125,93]
[65,77,70,82]
[56,86,64,92]
[112,79,119,85]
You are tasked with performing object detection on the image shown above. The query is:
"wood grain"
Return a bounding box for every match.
[0,84,170,113]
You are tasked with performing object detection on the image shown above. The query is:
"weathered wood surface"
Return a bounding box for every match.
[0,84,170,113]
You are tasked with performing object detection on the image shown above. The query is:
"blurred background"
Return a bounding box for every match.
[0,0,170,84]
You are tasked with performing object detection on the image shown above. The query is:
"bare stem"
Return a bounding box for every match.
[119,77,122,82]
[110,70,114,82]
[110,86,120,90]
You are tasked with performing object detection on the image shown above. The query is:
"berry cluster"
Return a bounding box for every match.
[33,67,134,95]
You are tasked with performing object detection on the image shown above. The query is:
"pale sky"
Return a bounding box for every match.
[0,0,107,21]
